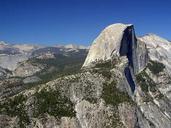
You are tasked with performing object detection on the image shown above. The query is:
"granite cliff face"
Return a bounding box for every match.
[82,23,171,128]
[82,23,148,74]
[83,23,131,66]
[0,23,171,128]
[139,34,171,74]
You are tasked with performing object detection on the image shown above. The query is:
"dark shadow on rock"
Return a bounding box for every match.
[119,25,137,69]
[124,66,136,93]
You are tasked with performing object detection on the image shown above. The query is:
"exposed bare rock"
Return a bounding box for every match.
[0,54,28,71]
[0,115,19,128]
[82,23,148,74]
[0,78,23,99]
[138,34,171,74]
[33,115,80,128]
[36,52,55,59]
[118,102,137,128]
[13,61,44,77]
[139,101,171,128]
[75,100,115,128]
[0,67,11,79]
[23,76,41,84]
[135,39,148,73]
[83,23,132,67]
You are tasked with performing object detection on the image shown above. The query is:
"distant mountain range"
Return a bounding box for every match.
[0,41,89,54]
[0,42,89,72]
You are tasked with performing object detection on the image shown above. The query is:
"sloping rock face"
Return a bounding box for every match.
[0,67,11,79]
[0,115,19,128]
[138,34,171,74]
[0,78,23,99]
[138,34,171,99]
[0,54,28,71]
[82,23,148,95]
[13,61,44,77]
[83,23,131,67]
[82,23,171,128]
[82,23,148,74]
[135,39,148,72]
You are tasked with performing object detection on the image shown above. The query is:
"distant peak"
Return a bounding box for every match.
[103,23,133,31]
[107,23,132,27]
[144,33,161,38]
[0,41,8,45]
[138,33,171,49]
[55,44,89,49]
[140,33,170,43]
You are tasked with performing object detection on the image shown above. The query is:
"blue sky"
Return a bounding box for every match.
[0,0,171,46]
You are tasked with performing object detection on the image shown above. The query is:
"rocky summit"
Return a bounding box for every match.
[1,23,171,128]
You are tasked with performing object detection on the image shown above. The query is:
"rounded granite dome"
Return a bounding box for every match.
[83,23,133,67]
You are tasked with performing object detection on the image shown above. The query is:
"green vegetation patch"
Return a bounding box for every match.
[101,80,133,127]
[102,81,132,106]
[84,97,97,104]
[136,70,156,93]
[22,52,87,91]
[92,61,112,79]
[27,52,87,84]
[0,89,76,127]
[0,94,29,127]
[92,68,111,79]
[94,60,112,68]
[147,60,165,75]
[33,89,76,118]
